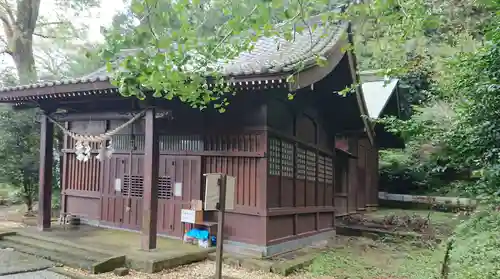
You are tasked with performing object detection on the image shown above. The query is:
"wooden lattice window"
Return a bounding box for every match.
[160,135,204,151]
[122,175,174,199]
[268,138,281,176]
[281,141,294,178]
[325,157,333,184]
[318,155,325,183]
[306,151,316,182]
[111,135,145,150]
[204,134,259,152]
[111,135,204,151]
[158,176,173,199]
[296,147,306,180]
[123,175,144,197]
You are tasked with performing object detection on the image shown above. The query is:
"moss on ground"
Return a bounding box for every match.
[305,209,462,279]
[308,236,443,279]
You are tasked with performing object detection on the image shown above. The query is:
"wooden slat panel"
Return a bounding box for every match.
[204,155,260,208]
[348,158,358,213]
[203,133,262,152]
[357,141,367,210]
[65,153,101,192]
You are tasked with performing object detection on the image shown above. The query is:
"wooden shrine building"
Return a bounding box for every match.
[333,71,404,218]
[0,20,394,257]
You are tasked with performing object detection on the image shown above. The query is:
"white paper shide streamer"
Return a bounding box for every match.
[47,110,146,162]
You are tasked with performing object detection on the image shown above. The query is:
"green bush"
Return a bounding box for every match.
[449,210,500,279]
[379,147,470,195]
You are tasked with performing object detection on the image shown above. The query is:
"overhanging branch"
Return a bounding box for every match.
[0,14,12,35]
[0,0,15,26]
[0,47,12,55]
[37,21,69,27]
[33,32,57,39]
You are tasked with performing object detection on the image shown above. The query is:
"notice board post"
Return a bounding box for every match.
[214,173,227,279]
[204,173,235,279]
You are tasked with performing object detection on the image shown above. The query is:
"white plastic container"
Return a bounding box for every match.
[198,239,210,248]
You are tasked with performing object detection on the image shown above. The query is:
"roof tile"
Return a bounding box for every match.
[0,20,346,93]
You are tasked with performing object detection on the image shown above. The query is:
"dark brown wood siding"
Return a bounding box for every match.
[265,103,335,245]
[366,143,379,208]
[60,97,269,245]
[356,137,379,210]
[357,139,367,210]
[334,151,349,216]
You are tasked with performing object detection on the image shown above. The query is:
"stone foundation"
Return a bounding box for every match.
[81,217,335,258]
[224,230,336,258]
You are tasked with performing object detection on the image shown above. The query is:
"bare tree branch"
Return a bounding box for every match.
[33,32,57,39]
[33,32,72,40]
[0,14,12,38]
[0,47,11,55]
[37,21,68,27]
[0,0,15,26]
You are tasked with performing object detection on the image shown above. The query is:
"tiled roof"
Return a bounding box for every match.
[0,19,347,93]
[221,20,345,76]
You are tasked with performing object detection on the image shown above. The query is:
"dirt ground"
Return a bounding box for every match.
[0,206,459,279]
[64,262,326,279]
[0,204,28,231]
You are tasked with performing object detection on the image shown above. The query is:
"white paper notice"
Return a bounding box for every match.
[180,209,195,224]
[114,178,122,192]
[174,182,182,197]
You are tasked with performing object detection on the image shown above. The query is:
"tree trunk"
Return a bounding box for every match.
[24,194,33,216]
[2,0,41,84]
[22,183,34,216]
[12,41,37,84]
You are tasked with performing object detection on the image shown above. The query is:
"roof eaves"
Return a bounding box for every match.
[0,18,347,98]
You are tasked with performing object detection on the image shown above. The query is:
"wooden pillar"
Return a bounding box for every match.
[38,114,54,231]
[141,107,159,250]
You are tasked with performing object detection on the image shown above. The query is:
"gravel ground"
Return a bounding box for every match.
[64,261,327,279]
[2,270,70,279]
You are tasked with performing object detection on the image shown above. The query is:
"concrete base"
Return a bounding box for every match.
[224,229,336,258]
[82,217,335,259]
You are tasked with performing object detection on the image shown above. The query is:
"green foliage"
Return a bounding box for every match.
[379,101,463,194]
[378,0,499,197]
[449,210,500,279]
[0,107,40,212]
[350,0,493,73]
[101,0,496,113]
[102,0,346,111]
[39,43,104,81]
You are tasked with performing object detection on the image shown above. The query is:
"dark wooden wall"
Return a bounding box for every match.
[360,137,379,209]
[265,97,336,246]
[59,53,379,249]
[332,134,380,217]
[61,93,269,245]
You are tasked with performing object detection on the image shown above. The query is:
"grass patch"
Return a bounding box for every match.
[367,208,455,224]
[308,236,444,279]
[365,208,464,237]
[306,209,464,279]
